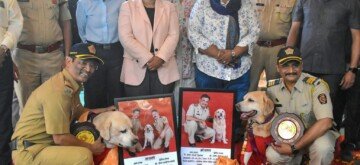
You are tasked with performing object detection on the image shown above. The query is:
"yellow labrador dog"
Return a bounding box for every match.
[213,109,228,144]
[93,111,139,149]
[236,91,275,165]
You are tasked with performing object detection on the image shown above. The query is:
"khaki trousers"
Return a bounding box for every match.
[185,120,215,144]
[153,128,174,149]
[13,48,64,111]
[249,44,284,91]
[12,146,93,165]
[266,131,336,165]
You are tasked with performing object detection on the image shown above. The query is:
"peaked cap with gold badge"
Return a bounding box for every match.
[69,43,104,65]
[277,46,302,65]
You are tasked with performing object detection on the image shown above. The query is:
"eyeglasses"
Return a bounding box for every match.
[77,59,99,71]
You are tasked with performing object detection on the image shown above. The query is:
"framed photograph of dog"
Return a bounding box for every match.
[114,94,179,165]
[179,88,236,165]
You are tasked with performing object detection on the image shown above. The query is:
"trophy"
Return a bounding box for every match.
[271,113,305,144]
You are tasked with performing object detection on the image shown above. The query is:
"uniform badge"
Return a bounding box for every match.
[317,93,327,104]
[88,45,96,54]
[64,86,73,96]
[285,48,294,55]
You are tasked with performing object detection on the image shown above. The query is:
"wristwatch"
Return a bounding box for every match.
[291,144,299,155]
[347,67,358,74]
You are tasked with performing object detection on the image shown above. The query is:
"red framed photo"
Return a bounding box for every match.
[179,88,236,165]
[115,94,179,165]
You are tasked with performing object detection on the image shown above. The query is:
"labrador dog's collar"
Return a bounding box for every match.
[250,109,276,125]
[87,112,99,123]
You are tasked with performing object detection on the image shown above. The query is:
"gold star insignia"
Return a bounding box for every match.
[285,48,294,55]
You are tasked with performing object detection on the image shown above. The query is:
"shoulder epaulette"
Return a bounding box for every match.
[303,76,319,85]
[267,79,281,87]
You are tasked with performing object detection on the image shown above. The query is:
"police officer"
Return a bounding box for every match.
[0,0,23,163]
[249,0,297,91]
[11,43,115,165]
[265,46,336,165]
[152,109,174,152]
[131,109,143,135]
[14,0,72,111]
[184,94,215,146]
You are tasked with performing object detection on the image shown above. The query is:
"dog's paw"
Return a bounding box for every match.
[142,143,147,150]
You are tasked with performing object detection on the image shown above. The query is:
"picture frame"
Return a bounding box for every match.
[114,94,179,165]
[179,88,236,165]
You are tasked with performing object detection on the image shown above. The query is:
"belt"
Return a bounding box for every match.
[87,41,120,50]
[9,139,35,151]
[17,41,62,54]
[257,38,287,47]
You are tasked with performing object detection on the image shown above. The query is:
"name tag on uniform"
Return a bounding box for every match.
[0,1,4,8]
[17,0,30,2]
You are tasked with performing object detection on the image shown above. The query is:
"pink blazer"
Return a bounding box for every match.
[118,0,180,86]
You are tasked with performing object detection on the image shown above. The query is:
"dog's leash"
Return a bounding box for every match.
[247,110,276,163]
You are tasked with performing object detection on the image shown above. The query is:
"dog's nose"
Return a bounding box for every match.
[131,139,138,146]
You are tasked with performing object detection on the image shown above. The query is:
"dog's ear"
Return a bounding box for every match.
[263,92,275,116]
[96,119,112,141]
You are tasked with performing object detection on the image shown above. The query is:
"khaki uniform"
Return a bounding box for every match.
[184,104,215,144]
[11,70,92,165]
[131,118,143,135]
[153,116,174,149]
[13,0,71,110]
[265,73,336,165]
[249,0,296,91]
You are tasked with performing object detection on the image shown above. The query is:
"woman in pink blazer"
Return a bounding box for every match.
[118,0,180,97]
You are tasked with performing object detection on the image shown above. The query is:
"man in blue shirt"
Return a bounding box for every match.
[76,0,126,109]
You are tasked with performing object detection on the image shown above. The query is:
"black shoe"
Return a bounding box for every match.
[189,141,196,147]
[195,135,203,143]
[341,142,354,162]
[126,149,137,157]
[163,147,169,153]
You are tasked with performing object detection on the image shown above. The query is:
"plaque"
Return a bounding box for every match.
[271,113,305,144]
